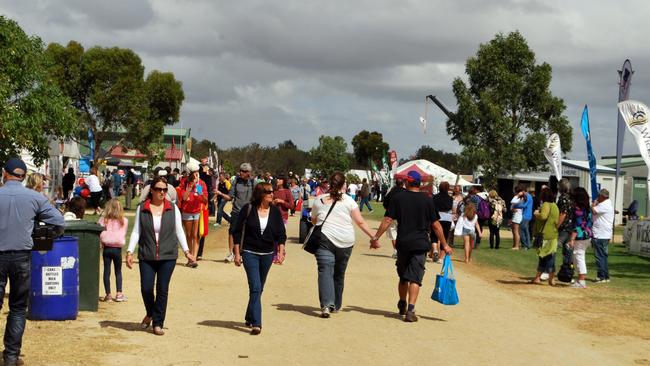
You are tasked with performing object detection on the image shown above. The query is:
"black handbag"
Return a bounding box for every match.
[32,222,64,251]
[533,216,549,249]
[302,199,336,254]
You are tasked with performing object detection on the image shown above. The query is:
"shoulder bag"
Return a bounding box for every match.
[302,199,337,254]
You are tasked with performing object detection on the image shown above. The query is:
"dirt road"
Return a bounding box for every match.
[16,215,650,365]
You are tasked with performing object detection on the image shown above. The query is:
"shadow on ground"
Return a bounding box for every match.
[99,320,147,332]
[197,320,251,334]
[272,303,320,317]
[342,305,445,322]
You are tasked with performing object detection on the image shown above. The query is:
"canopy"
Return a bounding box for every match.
[394,159,474,187]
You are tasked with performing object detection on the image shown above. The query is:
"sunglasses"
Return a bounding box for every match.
[264,190,274,194]
[152,187,168,193]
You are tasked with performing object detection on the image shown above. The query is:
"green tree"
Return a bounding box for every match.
[310,135,351,177]
[0,16,76,165]
[45,41,185,164]
[414,145,471,174]
[447,31,572,187]
[190,138,217,161]
[351,130,389,168]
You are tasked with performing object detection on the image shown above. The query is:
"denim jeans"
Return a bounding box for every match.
[139,260,176,328]
[592,238,610,279]
[103,247,123,294]
[315,237,353,310]
[0,251,30,361]
[216,200,230,224]
[242,251,274,327]
[520,219,531,249]
[359,197,373,212]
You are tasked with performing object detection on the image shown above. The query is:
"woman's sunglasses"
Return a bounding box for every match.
[152,187,168,193]
[264,190,274,194]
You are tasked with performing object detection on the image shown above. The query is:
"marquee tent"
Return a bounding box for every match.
[394,159,474,187]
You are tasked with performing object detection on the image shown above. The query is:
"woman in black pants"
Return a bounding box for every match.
[233,182,286,335]
[487,190,506,249]
[126,177,195,336]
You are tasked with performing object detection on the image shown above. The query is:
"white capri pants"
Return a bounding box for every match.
[572,239,590,275]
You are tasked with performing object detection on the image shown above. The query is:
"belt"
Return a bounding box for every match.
[0,250,31,254]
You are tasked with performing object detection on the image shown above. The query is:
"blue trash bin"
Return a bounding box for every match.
[29,236,79,320]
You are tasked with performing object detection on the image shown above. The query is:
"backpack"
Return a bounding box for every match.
[490,199,504,226]
[557,262,574,283]
[477,197,491,220]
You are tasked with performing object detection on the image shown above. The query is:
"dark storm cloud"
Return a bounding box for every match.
[2,0,650,160]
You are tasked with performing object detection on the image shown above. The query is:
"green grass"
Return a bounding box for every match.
[359,204,387,222]
[472,238,650,292]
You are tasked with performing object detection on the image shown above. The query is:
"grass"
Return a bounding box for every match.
[471,238,650,293]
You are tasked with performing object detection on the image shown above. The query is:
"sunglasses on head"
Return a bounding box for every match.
[152,187,168,193]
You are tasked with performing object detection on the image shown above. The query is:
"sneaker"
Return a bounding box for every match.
[433,252,439,263]
[114,294,127,302]
[102,294,113,302]
[391,250,398,259]
[330,306,338,314]
[540,272,549,281]
[404,311,418,322]
[397,301,407,316]
[320,307,331,318]
[570,281,587,289]
[594,278,610,283]
[250,327,262,335]
[224,253,235,263]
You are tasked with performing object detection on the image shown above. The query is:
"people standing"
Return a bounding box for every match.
[272,175,294,225]
[177,164,207,268]
[112,169,122,198]
[510,187,526,250]
[289,178,301,217]
[592,189,614,283]
[125,167,135,210]
[358,178,373,212]
[372,171,452,322]
[126,176,194,336]
[98,199,129,302]
[457,203,482,263]
[555,179,575,278]
[347,180,358,202]
[311,172,375,318]
[432,181,453,263]
[0,158,65,365]
[530,187,559,285]
[487,190,506,249]
[62,167,76,200]
[383,179,406,259]
[232,182,287,335]
[86,166,104,215]
[216,163,254,262]
[140,169,177,204]
[214,173,231,226]
[450,185,463,246]
[518,184,534,250]
[569,187,593,289]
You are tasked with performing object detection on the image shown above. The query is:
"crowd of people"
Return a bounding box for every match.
[0,156,618,363]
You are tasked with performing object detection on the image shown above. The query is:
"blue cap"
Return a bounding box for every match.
[406,170,421,184]
[3,157,27,178]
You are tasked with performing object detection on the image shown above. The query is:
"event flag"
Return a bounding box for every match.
[615,60,633,216]
[580,106,599,199]
[618,100,650,203]
[543,133,562,181]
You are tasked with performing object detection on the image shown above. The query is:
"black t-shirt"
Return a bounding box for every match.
[387,190,440,252]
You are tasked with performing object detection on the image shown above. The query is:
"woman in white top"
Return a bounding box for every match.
[125,177,194,336]
[86,166,104,215]
[311,172,375,318]
[455,202,482,263]
[510,190,526,250]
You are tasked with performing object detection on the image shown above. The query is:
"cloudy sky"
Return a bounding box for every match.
[2,0,649,161]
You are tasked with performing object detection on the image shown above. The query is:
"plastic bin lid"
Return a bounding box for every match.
[64,220,105,233]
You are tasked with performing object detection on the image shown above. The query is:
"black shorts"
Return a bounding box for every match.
[395,251,427,286]
[228,212,240,235]
[90,191,103,209]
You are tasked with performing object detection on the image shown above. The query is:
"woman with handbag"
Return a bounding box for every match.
[126,177,194,336]
[569,187,593,289]
[310,172,375,318]
[530,187,559,285]
[232,182,286,335]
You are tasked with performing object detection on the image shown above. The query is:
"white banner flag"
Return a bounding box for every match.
[618,100,650,201]
[543,133,562,181]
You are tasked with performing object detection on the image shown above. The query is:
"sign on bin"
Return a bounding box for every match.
[42,267,62,295]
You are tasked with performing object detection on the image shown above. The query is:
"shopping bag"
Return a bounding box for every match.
[432,256,459,305]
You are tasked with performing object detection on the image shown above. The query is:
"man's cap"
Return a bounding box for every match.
[240,163,252,172]
[187,161,200,172]
[599,188,610,198]
[406,170,421,184]
[3,157,27,178]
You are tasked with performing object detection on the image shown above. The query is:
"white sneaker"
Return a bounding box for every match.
[391,250,398,259]
[594,278,610,283]
[224,253,235,263]
[540,273,549,281]
[570,281,587,289]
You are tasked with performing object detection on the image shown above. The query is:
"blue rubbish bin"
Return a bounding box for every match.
[29,236,79,320]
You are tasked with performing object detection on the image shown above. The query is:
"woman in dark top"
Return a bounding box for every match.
[62,167,76,200]
[233,182,287,335]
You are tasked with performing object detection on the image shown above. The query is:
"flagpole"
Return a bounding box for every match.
[615,60,633,226]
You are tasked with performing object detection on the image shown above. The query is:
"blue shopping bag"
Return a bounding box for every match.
[431,256,459,305]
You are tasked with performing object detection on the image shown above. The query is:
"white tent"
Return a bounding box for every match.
[394,159,474,187]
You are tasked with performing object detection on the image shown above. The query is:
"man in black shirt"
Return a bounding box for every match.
[372,171,452,322]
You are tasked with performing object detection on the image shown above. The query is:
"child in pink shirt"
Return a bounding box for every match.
[99,199,129,302]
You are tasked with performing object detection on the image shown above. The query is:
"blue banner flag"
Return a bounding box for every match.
[580,106,599,199]
[87,128,95,162]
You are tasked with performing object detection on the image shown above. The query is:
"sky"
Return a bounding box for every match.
[2,0,649,162]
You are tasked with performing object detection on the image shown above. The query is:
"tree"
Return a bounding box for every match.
[310,135,351,177]
[45,41,185,164]
[414,145,471,174]
[447,31,572,187]
[190,138,217,161]
[0,16,76,165]
[351,130,389,168]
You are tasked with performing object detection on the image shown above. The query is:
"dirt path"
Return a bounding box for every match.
[15,215,650,365]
